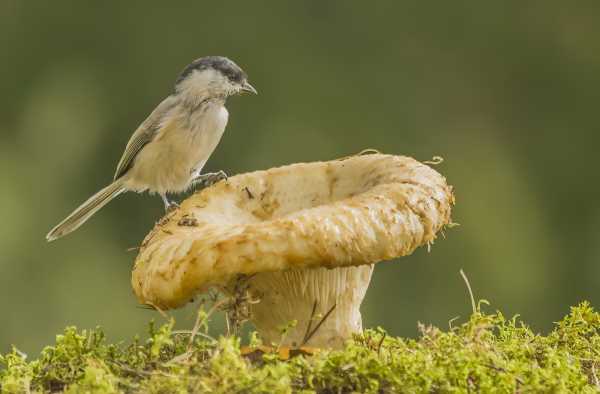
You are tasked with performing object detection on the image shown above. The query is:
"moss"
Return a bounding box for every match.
[2,302,600,393]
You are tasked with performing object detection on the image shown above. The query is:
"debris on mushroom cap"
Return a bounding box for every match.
[131,153,454,311]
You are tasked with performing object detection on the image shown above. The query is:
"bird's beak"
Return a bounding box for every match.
[241,81,258,95]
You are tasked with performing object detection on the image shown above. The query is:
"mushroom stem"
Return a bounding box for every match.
[247,265,374,348]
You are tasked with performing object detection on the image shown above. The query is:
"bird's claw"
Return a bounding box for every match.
[212,170,228,183]
[192,170,228,190]
[161,194,180,213]
[166,201,180,213]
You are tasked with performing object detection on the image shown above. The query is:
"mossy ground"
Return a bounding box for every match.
[2,302,600,393]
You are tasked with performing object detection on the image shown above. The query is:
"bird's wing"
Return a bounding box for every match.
[113,95,178,180]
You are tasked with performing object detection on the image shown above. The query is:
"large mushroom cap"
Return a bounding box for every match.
[132,153,454,310]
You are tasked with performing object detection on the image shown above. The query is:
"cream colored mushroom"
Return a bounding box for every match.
[131,153,454,348]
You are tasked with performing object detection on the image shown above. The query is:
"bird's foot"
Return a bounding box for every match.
[161,194,180,213]
[191,170,228,190]
[165,201,180,213]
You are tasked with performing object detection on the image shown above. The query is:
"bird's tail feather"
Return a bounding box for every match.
[46,181,125,242]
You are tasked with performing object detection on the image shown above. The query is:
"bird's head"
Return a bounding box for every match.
[175,56,257,100]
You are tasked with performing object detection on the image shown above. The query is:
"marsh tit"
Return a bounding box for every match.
[46,56,257,242]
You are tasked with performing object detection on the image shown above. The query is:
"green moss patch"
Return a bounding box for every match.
[2,302,600,393]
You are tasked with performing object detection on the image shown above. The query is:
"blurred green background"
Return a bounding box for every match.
[2,1,600,355]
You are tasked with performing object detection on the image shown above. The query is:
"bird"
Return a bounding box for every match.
[46,56,257,242]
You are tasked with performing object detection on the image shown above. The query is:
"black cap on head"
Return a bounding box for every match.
[176,56,246,86]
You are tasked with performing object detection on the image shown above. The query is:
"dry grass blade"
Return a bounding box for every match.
[460,269,476,314]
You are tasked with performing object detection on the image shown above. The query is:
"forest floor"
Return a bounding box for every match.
[2,302,600,393]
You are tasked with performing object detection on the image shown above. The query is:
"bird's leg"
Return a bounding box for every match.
[160,193,179,212]
[190,170,228,190]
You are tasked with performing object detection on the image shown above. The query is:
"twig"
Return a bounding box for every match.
[302,303,337,346]
[460,269,477,314]
[135,305,156,310]
[301,300,319,346]
[376,332,387,354]
[166,298,228,365]
[144,302,171,321]
[188,298,228,348]
[171,330,215,342]
[243,186,254,199]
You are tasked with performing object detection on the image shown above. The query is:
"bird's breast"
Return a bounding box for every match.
[125,102,229,194]
[186,103,229,168]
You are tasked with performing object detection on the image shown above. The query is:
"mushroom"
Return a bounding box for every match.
[131,153,454,348]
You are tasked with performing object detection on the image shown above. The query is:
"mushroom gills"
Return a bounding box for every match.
[247,265,374,348]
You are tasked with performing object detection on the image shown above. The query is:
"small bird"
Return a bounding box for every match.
[46,56,257,242]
